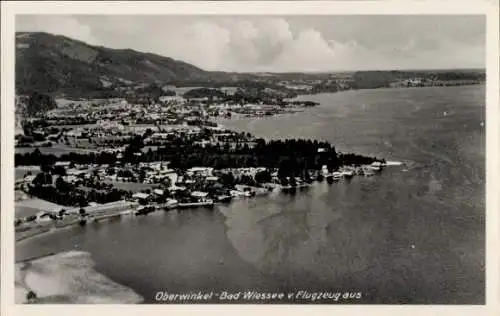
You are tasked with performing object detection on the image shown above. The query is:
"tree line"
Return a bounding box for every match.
[27,171,130,207]
[16,137,384,179]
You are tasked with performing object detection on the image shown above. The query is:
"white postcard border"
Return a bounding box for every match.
[1,1,499,316]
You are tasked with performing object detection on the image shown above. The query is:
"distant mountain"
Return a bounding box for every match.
[15,32,219,97]
[15,32,485,100]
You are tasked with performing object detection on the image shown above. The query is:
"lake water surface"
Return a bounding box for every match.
[16,85,485,304]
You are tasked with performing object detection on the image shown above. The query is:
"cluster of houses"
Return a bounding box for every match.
[16,86,320,144]
[16,157,278,221]
[16,92,271,151]
[17,150,387,217]
[15,87,390,228]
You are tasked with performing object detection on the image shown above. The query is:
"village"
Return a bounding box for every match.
[15,150,385,241]
[14,85,390,241]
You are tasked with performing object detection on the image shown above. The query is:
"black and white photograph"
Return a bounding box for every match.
[1,1,497,309]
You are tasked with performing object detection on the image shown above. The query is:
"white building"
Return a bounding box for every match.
[153,189,164,196]
[191,191,210,201]
[55,161,72,167]
[132,192,150,200]
[187,167,214,177]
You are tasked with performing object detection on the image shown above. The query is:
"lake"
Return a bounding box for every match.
[16,85,485,304]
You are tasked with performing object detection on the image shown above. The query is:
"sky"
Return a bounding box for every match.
[16,15,485,72]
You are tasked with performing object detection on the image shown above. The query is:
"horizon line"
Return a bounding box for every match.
[15,31,486,75]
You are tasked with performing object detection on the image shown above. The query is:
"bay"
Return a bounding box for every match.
[16,85,485,304]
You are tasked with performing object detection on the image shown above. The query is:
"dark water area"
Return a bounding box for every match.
[16,85,485,304]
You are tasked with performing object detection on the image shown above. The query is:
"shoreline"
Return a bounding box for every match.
[16,210,135,244]
[208,84,485,122]
[15,250,144,304]
[16,161,405,245]
[15,161,408,304]
[292,82,486,100]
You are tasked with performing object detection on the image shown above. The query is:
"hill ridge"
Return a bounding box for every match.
[15,31,212,97]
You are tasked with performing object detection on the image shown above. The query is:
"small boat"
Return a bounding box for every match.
[297,183,310,189]
[281,185,297,193]
[342,171,354,178]
[135,206,157,216]
[332,172,344,180]
[367,162,382,172]
[230,190,253,197]
[216,195,232,203]
[364,170,375,177]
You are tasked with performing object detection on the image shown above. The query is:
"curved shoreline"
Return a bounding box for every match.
[15,251,144,304]
[17,212,132,245]
[16,160,406,245]
[15,161,407,304]
[16,227,53,243]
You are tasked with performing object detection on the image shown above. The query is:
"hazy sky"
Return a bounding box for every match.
[16,15,485,72]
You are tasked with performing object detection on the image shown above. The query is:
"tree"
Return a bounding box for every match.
[26,92,57,116]
[33,172,52,186]
[144,128,153,139]
[255,170,272,184]
[220,172,235,187]
[278,161,291,179]
[162,177,171,187]
[79,208,86,217]
[55,176,69,192]
[40,163,52,173]
[58,209,66,217]
[26,291,37,302]
[304,170,312,183]
[239,174,256,186]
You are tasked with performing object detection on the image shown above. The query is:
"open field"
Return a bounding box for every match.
[16,206,50,219]
[16,145,98,156]
[103,180,160,192]
[15,166,41,180]
[15,190,29,201]
[15,198,65,218]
